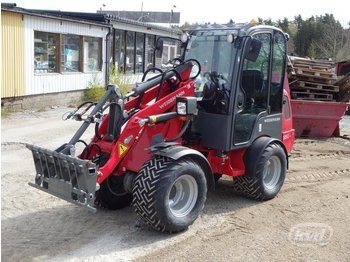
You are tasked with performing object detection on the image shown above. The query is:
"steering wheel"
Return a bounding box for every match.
[205,71,229,95]
[142,67,163,82]
[167,57,183,65]
[186,59,201,79]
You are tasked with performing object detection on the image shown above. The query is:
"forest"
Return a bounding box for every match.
[182,14,350,62]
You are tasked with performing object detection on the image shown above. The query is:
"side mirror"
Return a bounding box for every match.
[155,39,164,58]
[244,38,262,62]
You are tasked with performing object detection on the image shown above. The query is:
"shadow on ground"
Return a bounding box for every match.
[1,178,258,261]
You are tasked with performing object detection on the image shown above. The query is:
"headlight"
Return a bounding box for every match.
[176,101,187,115]
[176,97,198,116]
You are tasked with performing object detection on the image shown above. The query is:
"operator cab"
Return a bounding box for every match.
[183,24,288,151]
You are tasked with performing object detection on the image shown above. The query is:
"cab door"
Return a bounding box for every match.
[233,29,287,146]
[234,32,272,145]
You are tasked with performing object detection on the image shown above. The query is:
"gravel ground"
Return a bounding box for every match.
[1,108,350,262]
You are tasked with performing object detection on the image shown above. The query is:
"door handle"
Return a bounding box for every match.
[237,94,244,108]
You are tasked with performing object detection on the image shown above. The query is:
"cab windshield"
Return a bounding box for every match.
[184,30,238,113]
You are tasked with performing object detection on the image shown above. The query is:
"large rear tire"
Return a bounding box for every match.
[95,175,132,210]
[233,143,286,200]
[132,156,207,233]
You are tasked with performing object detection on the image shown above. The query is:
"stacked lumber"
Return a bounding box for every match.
[288,56,338,101]
[334,73,350,102]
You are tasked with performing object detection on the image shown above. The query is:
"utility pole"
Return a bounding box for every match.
[169,5,176,26]
[140,1,144,22]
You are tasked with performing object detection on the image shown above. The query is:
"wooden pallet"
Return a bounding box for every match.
[290,57,334,67]
[295,81,339,93]
[295,68,336,79]
[291,91,334,101]
[293,63,332,72]
[294,74,334,85]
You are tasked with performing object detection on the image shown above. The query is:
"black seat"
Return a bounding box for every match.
[241,70,264,107]
[234,70,264,143]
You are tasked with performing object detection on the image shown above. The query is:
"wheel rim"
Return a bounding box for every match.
[168,175,198,218]
[262,156,281,190]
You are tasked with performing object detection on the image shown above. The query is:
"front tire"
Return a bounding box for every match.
[132,156,207,233]
[233,143,287,200]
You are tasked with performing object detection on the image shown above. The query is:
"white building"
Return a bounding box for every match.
[1,4,182,109]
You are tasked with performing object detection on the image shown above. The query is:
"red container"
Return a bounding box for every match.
[291,100,349,137]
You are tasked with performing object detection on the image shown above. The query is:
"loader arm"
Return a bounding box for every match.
[27,60,195,212]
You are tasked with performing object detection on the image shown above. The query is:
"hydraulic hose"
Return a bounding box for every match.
[156,68,182,101]
[165,120,191,142]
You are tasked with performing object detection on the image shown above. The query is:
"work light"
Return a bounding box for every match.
[176,97,197,116]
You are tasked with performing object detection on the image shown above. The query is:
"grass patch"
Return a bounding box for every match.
[84,86,105,102]
[1,108,13,118]
[84,66,132,102]
[108,66,132,95]
[84,74,105,102]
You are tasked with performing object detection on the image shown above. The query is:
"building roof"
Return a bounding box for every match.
[97,10,180,24]
[1,3,111,27]
[1,3,182,35]
[46,11,182,35]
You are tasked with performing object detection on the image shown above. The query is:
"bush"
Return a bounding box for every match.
[108,65,132,95]
[84,74,104,101]
[84,66,132,101]
[1,108,13,118]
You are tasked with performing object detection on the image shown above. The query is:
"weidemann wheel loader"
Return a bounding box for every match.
[28,23,295,233]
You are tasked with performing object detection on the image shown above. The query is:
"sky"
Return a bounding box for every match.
[6,0,350,27]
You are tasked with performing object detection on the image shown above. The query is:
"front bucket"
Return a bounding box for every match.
[27,144,98,212]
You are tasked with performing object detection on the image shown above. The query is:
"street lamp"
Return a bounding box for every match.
[99,3,106,11]
[170,5,176,25]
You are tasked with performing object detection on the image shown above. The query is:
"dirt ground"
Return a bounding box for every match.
[1,107,350,262]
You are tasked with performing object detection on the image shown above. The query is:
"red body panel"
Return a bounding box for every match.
[207,149,246,176]
[92,79,195,184]
[88,70,294,183]
[282,75,295,154]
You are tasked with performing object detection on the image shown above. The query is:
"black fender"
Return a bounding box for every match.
[244,136,289,177]
[153,144,215,191]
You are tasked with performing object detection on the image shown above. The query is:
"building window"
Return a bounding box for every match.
[126,31,135,73]
[136,33,145,73]
[83,37,102,72]
[156,38,180,70]
[145,34,155,70]
[34,31,59,73]
[115,30,125,72]
[34,31,103,74]
[61,34,81,72]
[114,30,158,74]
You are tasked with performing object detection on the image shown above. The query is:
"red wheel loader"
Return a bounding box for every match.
[28,23,295,233]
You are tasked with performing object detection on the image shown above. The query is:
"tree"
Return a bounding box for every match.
[294,16,320,57]
[335,27,350,60]
[277,18,289,34]
[316,14,344,60]
[307,40,317,58]
[179,14,350,61]
[294,15,303,30]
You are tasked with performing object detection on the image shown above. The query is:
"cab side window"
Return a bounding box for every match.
[234,33,272,144]
[241,33,271,112]
[270,32,286,113]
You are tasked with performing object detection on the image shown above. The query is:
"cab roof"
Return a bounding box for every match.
[186,23,284,37]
